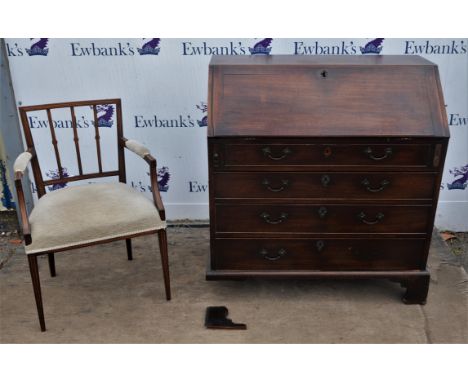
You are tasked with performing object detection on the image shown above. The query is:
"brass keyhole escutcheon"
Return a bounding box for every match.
[323,146,332,157]
[316,240,325,252]
[321,174,331,187]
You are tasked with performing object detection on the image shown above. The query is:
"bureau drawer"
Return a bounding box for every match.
[213,238,426,271]
[222,143,434,169]
[215,204,431,234]
[213,172,436,200]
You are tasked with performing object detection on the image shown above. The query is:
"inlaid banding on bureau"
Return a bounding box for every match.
[213,238,426,271]
[213,172,437,200]
[222,143,434,169]
[215,204,432,234]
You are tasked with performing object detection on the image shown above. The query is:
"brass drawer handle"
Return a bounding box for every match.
[361,178,390,193]
[321,174,331,187]
[260,248,287,261]
[317,206,328,219]
[357,211,385,225]
[364,147,393,161]
[260,212,288,224]
[262,178,290,192]
[262,146,292,161]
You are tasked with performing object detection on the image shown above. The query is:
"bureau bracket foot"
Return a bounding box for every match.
[401,273,430,305]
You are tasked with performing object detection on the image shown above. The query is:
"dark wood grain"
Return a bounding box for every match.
[402,273,430,304]
[19,111,45,197]
[42,170,120,186]
[46,109,64,178]
[215,203,432,235]
[209,56,448,138]
[18,100,124,191]
[207,56,449,304]
[222,142,434,169]
[121,137,166,220]
[19,98,122,112]
[213,171,436,200]
[158,230,171,301]
[212,238,426,271]
[28,255,46,331]
[47,253,56,277]
[70,106,83,175]
[116,99,126,184]
[126,239,133,261]
[209,55,436,66]
[92,104,103,173]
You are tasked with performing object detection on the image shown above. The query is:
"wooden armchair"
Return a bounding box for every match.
[14,99,170,332]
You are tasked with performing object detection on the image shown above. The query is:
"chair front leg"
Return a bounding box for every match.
[126,238,133,261]
[157,229,171,300]
[48,253,56,277]
[28,254,46,331]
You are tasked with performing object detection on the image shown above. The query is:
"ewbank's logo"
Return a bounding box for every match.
[28,115,92,129]
[96,105,114,128]
[139,166,171,192]
[46,168,69,191]
[158,167,170,192]
[71,41,136,56]
[449,112,468,127]
[182,41,247,55]
[196,102,208,127]
[294,40,358,55]
[249,38,273,55]
[26,38,49,56]
[447,165,468,190]
[405,40,467,55]
[360,38,384,54]
[6,39,50,57]
[138,38,161,55]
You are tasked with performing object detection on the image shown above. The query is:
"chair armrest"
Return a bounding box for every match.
[13,150,34,245]
[122,138,166,221]
[124,139,151,159]
[14,151,33,175]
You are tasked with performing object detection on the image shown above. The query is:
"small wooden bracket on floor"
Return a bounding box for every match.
[205,306,247,330]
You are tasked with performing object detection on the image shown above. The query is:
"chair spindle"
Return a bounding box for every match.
[92,104,103,173]
[70,106,83,175]
[46,109,63,178]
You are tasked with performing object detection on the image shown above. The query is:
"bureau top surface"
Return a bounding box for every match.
[208,55,449,138]
[209,55,436,66]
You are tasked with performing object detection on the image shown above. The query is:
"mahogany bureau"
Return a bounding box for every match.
[206,55,449,304]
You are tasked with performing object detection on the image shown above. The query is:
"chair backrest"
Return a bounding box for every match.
[19,99,126,198]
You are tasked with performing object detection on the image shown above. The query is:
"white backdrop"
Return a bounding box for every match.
[4,38,468,229]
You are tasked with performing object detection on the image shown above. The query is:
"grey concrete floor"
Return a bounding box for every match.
[444,231,468,272]
[0,227,467,343]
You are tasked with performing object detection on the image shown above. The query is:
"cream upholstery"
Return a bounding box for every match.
[125,139,150,158]
[14,151,32,174]
[25,182,166,254]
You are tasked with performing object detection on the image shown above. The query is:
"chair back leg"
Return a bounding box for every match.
[28,254,46,331]
[48,253,56,277]
[126,238,133,261]
[157,230,171,300]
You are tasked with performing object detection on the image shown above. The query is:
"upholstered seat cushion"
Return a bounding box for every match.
[25,182,166,254]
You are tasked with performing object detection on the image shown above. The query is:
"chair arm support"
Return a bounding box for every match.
[122,137,166,221]
[13,150,34,245]
[147,155,166,221]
